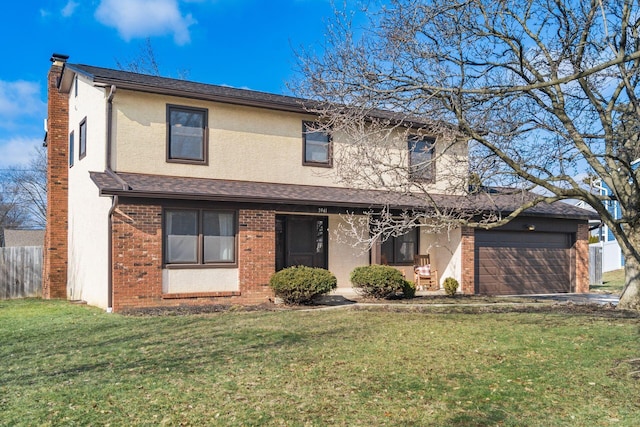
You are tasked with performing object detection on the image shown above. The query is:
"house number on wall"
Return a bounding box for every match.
[318,207,328,213]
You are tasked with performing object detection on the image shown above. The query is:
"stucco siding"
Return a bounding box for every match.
[112,90,340,186]
[67,76,112,308]
[327,214,370,287]
[110,90,468,193]
[420,227,462,285]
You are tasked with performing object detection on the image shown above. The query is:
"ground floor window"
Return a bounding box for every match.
[164,209,236,265]
[380,228,419,265]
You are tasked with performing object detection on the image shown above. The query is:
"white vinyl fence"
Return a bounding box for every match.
[0,246,43,299]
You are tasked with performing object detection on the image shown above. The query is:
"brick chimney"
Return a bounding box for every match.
[42,53,70,299]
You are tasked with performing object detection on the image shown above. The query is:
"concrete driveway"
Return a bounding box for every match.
[513,293,620,305]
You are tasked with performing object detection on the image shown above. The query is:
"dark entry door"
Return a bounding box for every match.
[276,215,328,270]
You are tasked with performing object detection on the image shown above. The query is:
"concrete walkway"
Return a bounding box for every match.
[316,288,620,308]
[513,293,620,305]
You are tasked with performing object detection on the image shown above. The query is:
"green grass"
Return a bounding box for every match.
[592,269,626,294]
[1,299,639,426]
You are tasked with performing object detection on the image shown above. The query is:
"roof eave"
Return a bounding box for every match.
[97,188,395,209]
[97,187,592,220]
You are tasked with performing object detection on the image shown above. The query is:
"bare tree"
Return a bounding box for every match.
[0,146,47,229]
[116,38,190,80]
[0,191,27,231]
[295,0,640,309]
[116,38,161,76]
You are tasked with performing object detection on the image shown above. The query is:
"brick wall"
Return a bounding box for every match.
[111,202,163,311]
[238,209,276,304]
[43,59,69,299]
[111,203,275,311]
[575,223,590,293]
[460,226,475,294]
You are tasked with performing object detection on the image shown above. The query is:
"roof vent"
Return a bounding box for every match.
[50,53,69,66]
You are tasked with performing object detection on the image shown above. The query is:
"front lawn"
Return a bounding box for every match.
[1,299,639,426]
[591,268,627,294]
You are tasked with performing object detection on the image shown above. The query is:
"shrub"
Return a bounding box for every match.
[443,277,459,297]
[402,280,417,299]
[350,265,409,299]
[588,235,600,244]
[269,266,337,305]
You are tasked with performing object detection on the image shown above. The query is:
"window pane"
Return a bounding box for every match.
[69,132,74,167]
[409,136,435,180]
[381,228,418,264]
[165,210,198,263]
[203,211,235,263]
[79,119,87,158]
[170,108,205,161]
[304,123,330,163]
[395,230,417,263]
[380,239,393,265]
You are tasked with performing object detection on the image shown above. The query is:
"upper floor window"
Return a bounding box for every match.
[380,228,419,265]
[79,118,87,159]
[164,208,236,266]
[167,105,208,164]
[408,135,435,181]
[303,121,332,167]
[69,131,74,167]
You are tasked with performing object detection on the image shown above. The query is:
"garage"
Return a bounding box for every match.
[475,228,573,295]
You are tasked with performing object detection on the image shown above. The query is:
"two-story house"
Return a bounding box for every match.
[592,178,627,272]
[43,54,593,312]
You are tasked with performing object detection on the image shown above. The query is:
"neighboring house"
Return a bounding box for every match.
[590,179,625,272]
[43,54,593,312]
[1,229,45,247]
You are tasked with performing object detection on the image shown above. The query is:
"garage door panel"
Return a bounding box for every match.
[478,248,568,273]
[475,231,572,295]
[477,231,569,247]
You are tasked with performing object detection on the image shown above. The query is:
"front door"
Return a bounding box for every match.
[275,215,328,270]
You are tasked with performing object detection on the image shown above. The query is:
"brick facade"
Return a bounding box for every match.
[238,209,276,304]
[110,202,275,312]
[460,226,475,294]
[575,223,590,293]
[111,201,163,311]
[43,58,69,299]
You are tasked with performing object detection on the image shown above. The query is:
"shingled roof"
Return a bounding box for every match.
[63,63,312,114]
[90,171,596,220]
[65,62,595,222]
[60,63,430,126]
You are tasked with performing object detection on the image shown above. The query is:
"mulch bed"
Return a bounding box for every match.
[121,298,640,319]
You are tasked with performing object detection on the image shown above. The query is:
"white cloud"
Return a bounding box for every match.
[0,137,42,168]
[40,9,51,18]
[61,1,79,17]
[0,80,46,129]
[95,0,196,45]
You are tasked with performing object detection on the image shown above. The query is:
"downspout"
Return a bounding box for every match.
[105,84,126,313]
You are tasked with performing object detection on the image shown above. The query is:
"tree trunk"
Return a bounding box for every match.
[618,254,640,310]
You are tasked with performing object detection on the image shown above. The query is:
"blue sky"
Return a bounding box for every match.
[0,0,360,168]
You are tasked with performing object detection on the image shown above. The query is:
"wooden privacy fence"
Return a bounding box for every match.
[0,246,43,299]
[589,245,603,286]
